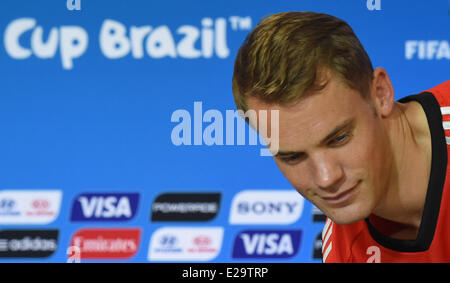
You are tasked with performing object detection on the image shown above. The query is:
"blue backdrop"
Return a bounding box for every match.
[0,0,448,262]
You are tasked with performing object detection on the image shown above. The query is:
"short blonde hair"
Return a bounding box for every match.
[232,11,374,112]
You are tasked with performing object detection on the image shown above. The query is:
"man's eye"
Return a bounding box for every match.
[330,133,352,146]
[280,153,304,164]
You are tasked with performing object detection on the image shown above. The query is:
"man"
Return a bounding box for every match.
[232,11,450,262]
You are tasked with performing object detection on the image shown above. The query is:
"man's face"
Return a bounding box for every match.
[247,73,392,225]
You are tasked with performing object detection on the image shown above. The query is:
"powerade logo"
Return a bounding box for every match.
[0,230,59,258]
[151,193,221,222]
[232,230,302,259]
[70,193,139,221]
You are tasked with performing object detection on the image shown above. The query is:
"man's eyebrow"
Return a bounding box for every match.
[274,118,355,158]
[320,117,355,144]
[274,151,302,157]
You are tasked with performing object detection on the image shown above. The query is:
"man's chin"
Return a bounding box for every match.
[323,204,372,225]
[328,215,364,225]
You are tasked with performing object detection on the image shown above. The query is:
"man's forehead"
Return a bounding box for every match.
[248,75,358,118]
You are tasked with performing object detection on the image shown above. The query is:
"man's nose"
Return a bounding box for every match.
[310,154,344,192]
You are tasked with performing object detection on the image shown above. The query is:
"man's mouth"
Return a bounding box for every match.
[321,180,361,206]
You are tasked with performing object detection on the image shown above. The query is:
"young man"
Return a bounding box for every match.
[232,11,450,262]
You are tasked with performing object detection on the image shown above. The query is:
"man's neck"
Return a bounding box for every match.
[371,101,432,239]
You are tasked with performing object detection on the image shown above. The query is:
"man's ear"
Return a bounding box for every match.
[370,67,395,118]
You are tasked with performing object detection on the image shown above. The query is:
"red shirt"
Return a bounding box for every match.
[322,80,450,263]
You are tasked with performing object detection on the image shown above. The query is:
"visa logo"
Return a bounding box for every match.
[70,193,139,221]
[232,230,302,259]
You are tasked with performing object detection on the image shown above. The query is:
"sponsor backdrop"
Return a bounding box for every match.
[0,0,448,262]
